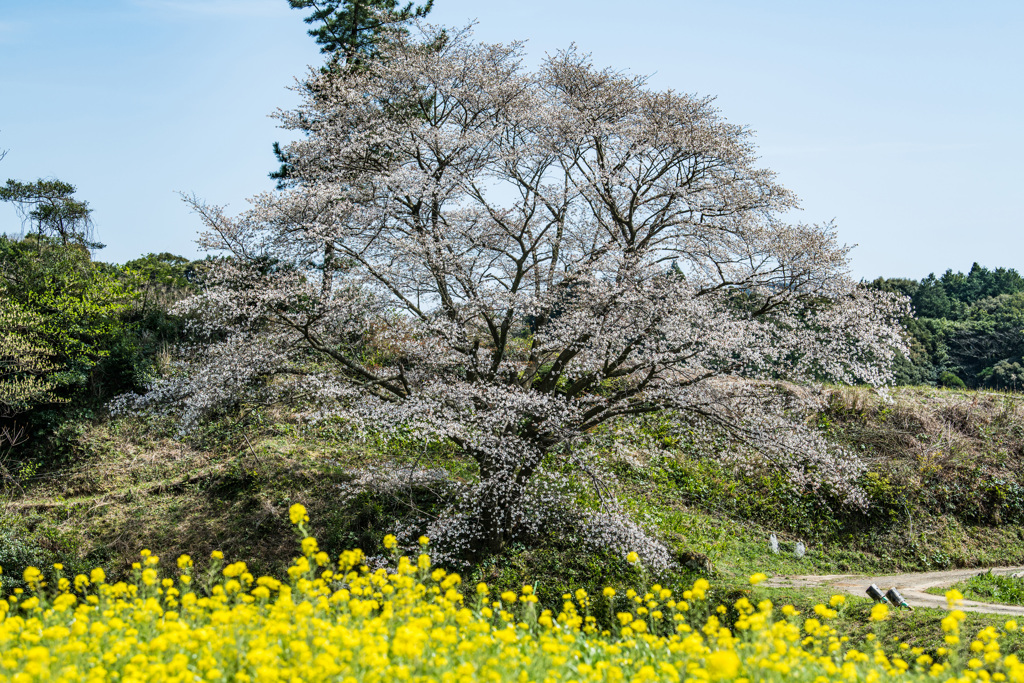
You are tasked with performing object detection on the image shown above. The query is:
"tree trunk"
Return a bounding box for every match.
[469,442,546,557]
[321,242,335,301]
[472,455,523,557]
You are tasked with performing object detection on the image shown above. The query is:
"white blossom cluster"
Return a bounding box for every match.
[581,510,675,573]
[329,458,673,571]
[117,24,908,554]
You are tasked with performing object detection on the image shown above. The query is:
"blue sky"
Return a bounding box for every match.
[1,0,1021,280]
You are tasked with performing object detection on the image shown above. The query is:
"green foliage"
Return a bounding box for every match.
[933,571,1024,607]
[287,0,434,58]
[872,264,1024,390]
[0,298,61,417]
[0,236,137,396]
[938,371,966,389]
[0,511,86,591]
[0,238,207,463]
[118,252,205,383]
[123,252,199,292]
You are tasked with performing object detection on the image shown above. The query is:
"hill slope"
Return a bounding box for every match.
[4,386,1024,598]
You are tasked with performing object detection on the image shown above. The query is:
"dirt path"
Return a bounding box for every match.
[764,567,1024,616]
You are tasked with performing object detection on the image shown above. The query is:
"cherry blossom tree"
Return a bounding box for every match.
[121,25,908,555]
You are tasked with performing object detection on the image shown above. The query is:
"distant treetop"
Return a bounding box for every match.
[871,263,1024,321]
[0,178,99,249]
[287,0,434,61]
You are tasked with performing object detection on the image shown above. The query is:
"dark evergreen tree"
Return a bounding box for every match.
[272,0,435,188]
[913,274,960,319]
[287,0,434,59]
[871,265,1024,391]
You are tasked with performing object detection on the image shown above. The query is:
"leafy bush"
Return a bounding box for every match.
[0,238,203,463]
[0,511,85,591]
[938,371,967,389]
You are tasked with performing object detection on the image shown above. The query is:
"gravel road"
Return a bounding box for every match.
[763,567,1024,616]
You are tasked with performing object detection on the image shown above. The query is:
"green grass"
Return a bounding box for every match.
[925,571,1024,606]
[10,386,1024,585]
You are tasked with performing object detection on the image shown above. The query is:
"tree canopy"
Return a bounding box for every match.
[0,179,98,248]
[872,264,1024,390]
[288,0,434,59]
[123,25,907,557]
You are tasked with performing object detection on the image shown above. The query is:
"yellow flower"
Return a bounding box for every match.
[706,650,741,680]
[626,552,639,564]
[4,506,1008,683]
[829,594,846,607]
[749,572,768,586]
[1005,620,1018,632]
[946,589,964,608]
[383,534,398,549]
[418,535,430,546]
[289,503,309,525]
[89,567,105,584]
[223,562,248,578]
[177,554,193,570]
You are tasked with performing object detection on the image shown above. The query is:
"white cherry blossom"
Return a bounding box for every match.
[117,24,908,555]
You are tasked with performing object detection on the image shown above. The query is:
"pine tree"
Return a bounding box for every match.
[272,0,435,188]
[287,0,434,60]
[273,0,436,296]
[0,179,98,248]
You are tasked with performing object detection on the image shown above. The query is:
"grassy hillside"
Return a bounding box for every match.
[5,385,1024,601]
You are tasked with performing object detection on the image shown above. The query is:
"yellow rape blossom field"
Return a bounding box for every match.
[1,505,1022,683]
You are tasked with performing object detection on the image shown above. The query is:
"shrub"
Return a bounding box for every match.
[938,371,967,389]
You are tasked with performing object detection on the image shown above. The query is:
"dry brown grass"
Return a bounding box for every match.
[825,386,1024,529]
[827,386,1024,465]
